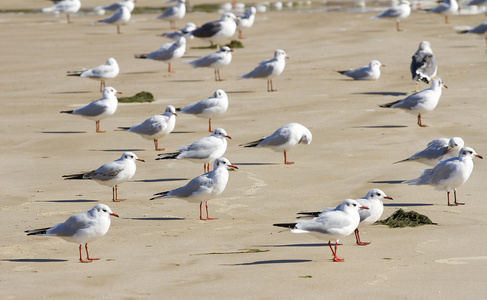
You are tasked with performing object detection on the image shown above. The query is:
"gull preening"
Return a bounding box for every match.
[177,90,228,132]
[42,0,81,23]
[186,46,233,81]
[404,147,483,206]
[95,0,136,15]
[25,204,119,263]
[274,199,369,262]
[410,41,437,92]
[338,60,384,80]
[150,157,238,220]
[157,0,186,29]
[394,137,464,165]
[371,0,411,31]
[67,58,120,92]
[63,152,145,202]
[236,7,257,39]
[162,22,196,41]
[98,6,131,34]
[135,37,186,73]
[240,123,312,165]
[191,12,238,46]
[429,0,459,24]
[60,87,121,133]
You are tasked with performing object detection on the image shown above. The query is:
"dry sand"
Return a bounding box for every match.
[1,0,487,298]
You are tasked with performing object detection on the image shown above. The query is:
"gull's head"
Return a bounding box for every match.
[370,60,385,69]
[445,137,464,153]
[275,49,289,60]
[432,77,447,89]
[365,188,393,201]
[103,87,121,97]
[219,46,233,53]
[221,12,237,21]
[122,151,145,162]
[183,22,196,31]
[92,204,119,218]
[176,36,186,47]
[165,105,177,116]
[212,89,227,99]
[459,147,483,160]
[106,57,118,66]
[296,124,312,145]
[342,199,369,212]
[213,157,238,170]
[212,128,231,140]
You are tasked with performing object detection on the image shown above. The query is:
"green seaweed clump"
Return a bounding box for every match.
[191,4,221,13]
[377,209,435,228]
[118,91,154,103]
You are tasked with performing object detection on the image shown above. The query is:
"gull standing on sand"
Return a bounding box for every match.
[429,0,459,24]
[238,49,289,92]
[42,0,81,23]
[274,199,369,262]
[410,41,437,92]
[94,0,136,15]
[371,0,411,31]
[150,157,238,220]
[119,105,177,151]
[135,37,186,73]
[60,87,121,133]
[67,58,120,92]
[186,46,233,81]
[240,123,312,165]
[394,137,464,165]
[379,77,447,127]
[99,6,131,34]
[338,60,384,80]
[236,7,257,39]
[162,22,196,41]
[25,204,119,263]
[63,152,144,202]
[404,147,483,206]
[157,128,231,173]
[177,90,228,132]
[191,12,238,46]
[157,0,186,29]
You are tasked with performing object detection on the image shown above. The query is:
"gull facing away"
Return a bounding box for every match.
[410,41,437,92]
[191,12,238,46]
[98,6,131,34]
[429,0,459,24]
[135,37,186,73]
[240,123,312,165]
[236,6,257,39]
[274,199,369,262]
[157,0,186,29]
[177,90,228,132]
[162,22,196,41]
[238,49,289,92]
[119,105,177,151]
[394,137,464,166]
[63,152,145,202]
[25,204,119,263]
[298,189,393,246]
[94,0,136,15]
[67,57,120,92]
[371,0,411,31]
[60,87,121,133]
[150,157,238,220]
[379,77,447,127]
[338,60,384,80]
[42,0,81,23]
[186,46,233,81]
[404,147,483,206]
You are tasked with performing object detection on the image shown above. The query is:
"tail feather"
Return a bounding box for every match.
[175,107,181,112]
[156,152,180,160]
[240,138,264,148]
[273,223,297,229]
[25,227,50,235]
[60,110,74,114]
[379,99,401,108]
[296,211,321,218]
[62,173,85,180]
[66,71,83,77]
[150,191,169,200]
[118,127,131,131]
[458,30,469,34]
[337,70,347,75]
[135,54,148,59]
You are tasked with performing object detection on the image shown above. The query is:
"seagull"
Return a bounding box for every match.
[404,147,483,206]
[458,21,487,46]
[298,189,393,246]
[274,199,369,262]
[186,46,233,81]
[465,0,487,5]
[371,0,411,31]
[410,41,437,92]
[135,37,186,73]
[429,0,459,24]
[379,77,447,127]
[150,157,238,220]
[177,90,228,132]
[156,128,231,173]
[60,87,121,133]
[62,152,145,202]
[191,12,238,46]
[394,137,464,165]
[157,0,186,29]
[67,58,120,92]
[25,204,119,263]
[119,105,177,151]
[240,123,312,165]
[98,6,131,34]
[94,0,136,15]
[162,22,196,41]
[236,7,257,39]
[238,49,289,92]
[42,0,81,23]
[338,60,384,80]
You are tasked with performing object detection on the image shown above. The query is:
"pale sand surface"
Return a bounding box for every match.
[1,1,487,299]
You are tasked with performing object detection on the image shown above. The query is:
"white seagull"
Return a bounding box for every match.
[157,0,186,29]
[67,58,120,92]
[274,199,369,262]
[60,86,121,133]
[157,128,231,173]
[186,46,233,81]
[394,137,464,165]
[236,7,257,39]
[63,152,145,202]
[240,123,312,165]
[191,12,238,46]
[338,60,384,80]
[238,49,289,92]
[42,0,81,23]
[458,21,487,46]
[162,22,196,41]
[429,0,459,24]
[371,0,411,32]
[410,41,437,92]
[379,77,447,127]
[404,147,483,206]
[135,37,186,73]
[119,105,177,151]
[25,204,119,263]
[150,157,238,220]
[95,0,136,15]
[98,6,131,34]
[177,90,228,132]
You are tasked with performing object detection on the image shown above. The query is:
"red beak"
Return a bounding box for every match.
[110,213,119,218]
[137,158,145,162]
[385,196,393,200]
[360,206,369,210]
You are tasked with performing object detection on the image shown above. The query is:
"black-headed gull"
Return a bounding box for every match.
[150,157,238,220]
[186,47,233,81]
[236,7,257,39]
[25,204,119,263]
[274,199,368,262]
[404,147,483,206]
[410,41,437,92]
[63,152,144,202]
[157,0,186,29]
[67,58,120,92]
[338,60,384,80]
[162,22,196,41]
[95,0,136,15]
[177,90,228,132]
[60,87,121,133]
[379,77,447,127]
[191,12,238,46]
[119,105,177,151]
[157,128,231,172]
[394,137,464,165]
[429,0,459,24]
[42,0,81,23]
[371,0,411,31]
[238,49,289,92]
[240,123,312,165]
[135,37,186,73]
[99,6,131,34]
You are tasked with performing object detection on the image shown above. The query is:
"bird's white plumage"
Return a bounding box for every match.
[65,87,120,122]
[244,123,312,152]
[178,89,228,123]
[99,6,131,26]
[42,0,81,14]
[140,37,186,62]
[191,12,238,44]
[127,105,177,141]
[396,137,464,165]
[339,60,384,80]
[239,49,288,80]
[371,0,411,20]
[157,0,186,24]
[186,47,233,72]
[95,0,135,14]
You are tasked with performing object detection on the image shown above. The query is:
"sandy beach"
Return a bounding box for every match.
[1,0,487,298]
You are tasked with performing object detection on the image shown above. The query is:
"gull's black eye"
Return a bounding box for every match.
[102,209,107,212]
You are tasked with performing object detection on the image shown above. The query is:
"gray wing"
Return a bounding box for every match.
[167,173,214,198]
[179,99,215,114]
[342,66,370,80]
[88,160,124,181]
[82,65,109,78]
[407,158,458,185]
[375,6,402,18]
[410,138,449,160]
[390,90,430,110]
[73,100,108,117]
[100,10,123,23]
[47,214,91,237]
[129,116,165,136]
[240,59,275,79]
[188,53,220,68]
[296,211,353,234]
[158,6,176,19]
[257,127,292,147]
[146,43,176,61]
[102,3,123,11]
[430,3,449,14]
[179,137,220,159]
[468,22,487,34]
[192,21,222,38]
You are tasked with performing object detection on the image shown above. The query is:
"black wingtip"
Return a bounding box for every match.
[273,223,297,229]
[60,110,74,114]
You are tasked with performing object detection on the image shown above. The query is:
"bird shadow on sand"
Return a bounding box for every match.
[258,243,332,248]
[229,259,313,266]
[234,162,280,166]
[169,79,205,83]
[353,91,408,96]
[89,149,146,152]
[352,125,408,129]
[226,90,255,94]
[125,71,159,75]
[39,199,99,203]
[171,131,196,134]
[133,178,188,183]
[3,258,68,263]
[51,91,92,94]
[369,180,405,184]
[384,203,434,207]
[40,131,87,134]
[127,217,185,221]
